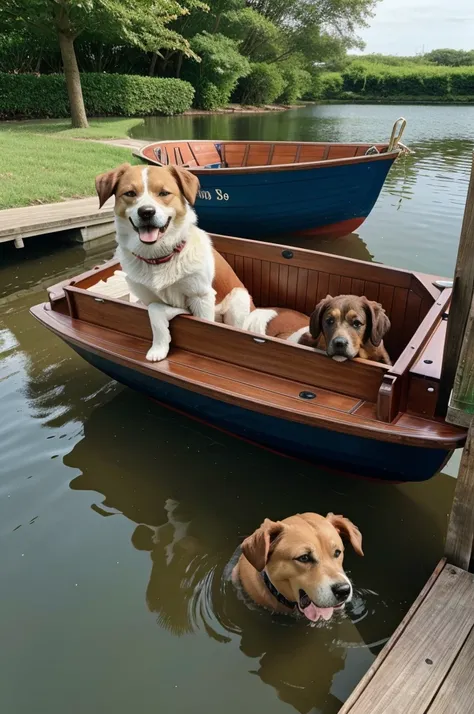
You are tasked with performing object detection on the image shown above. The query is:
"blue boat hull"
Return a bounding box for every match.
[194,158,395,238]
[74,345,449,483]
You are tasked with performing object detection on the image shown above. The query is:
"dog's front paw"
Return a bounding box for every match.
[146,343,169,362]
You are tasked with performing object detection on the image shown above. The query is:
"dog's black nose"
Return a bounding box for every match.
[331,582,351,602]
[332,336,348,352]
[137,205,156,221]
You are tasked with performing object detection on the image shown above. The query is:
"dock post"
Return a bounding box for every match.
[438,153,474,416]
[445,422,474,570]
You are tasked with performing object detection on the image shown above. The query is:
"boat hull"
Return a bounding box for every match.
[192,158,395,239]
[73,344,450,483]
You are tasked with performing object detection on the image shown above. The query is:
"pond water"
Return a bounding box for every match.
[1,104,472,714]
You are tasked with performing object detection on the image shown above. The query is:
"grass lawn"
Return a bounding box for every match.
[0,118,144,208]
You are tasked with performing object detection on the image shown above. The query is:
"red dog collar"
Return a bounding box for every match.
[132,240,186,265]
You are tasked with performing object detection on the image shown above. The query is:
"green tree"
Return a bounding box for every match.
[244,0,377,66]
[0,0,206,127]
[424,48,474,67]
[182,31,250,108]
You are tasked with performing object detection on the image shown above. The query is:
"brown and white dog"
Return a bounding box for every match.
[95,163,253,362]
[244,294,391,364]
[233,512,363,621]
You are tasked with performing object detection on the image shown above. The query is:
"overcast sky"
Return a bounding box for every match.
[356,0,474,55]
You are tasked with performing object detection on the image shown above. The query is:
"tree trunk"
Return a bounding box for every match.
[58,31,88,128]
[175,52,183,78]
[149,52,158,76]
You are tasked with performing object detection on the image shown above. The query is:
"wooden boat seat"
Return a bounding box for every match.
[151,142,226,169]
[152,143,197,168]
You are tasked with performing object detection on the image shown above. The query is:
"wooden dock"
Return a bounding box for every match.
[340,153,474,714]
[340,559,474,714]
[0,196,114,248]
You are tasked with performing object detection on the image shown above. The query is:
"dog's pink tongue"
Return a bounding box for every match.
[139,228,159,243]
[301,602,334,622]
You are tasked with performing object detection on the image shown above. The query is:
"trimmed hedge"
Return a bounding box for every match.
[343,64,453,97]
[308,64,474,101]
[451,70,474,95]
[0,72,194,119]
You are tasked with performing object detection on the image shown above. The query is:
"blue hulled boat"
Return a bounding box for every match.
[136,119,408,239]
[31,232,464,482]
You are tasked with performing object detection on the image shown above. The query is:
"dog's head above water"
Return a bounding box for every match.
[95,163,200,252]
[241,512,363,622]
[309,294,391,361]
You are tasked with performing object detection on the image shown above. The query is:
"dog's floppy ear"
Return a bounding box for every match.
[169,166,200,205]
[241,518,284,572]
[309,295,333,339]
[95,163,131,208]
[298,331,319,348]
[362,297,391,347]
[326,513,363,556]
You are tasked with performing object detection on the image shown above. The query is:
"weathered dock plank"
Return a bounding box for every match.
[427,625,474,714]
[0,196,114,247]
[340,561,474,714]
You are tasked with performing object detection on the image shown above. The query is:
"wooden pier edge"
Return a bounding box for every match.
[338,558,447,714]
[445,421,474,570]
[438,152,474,415]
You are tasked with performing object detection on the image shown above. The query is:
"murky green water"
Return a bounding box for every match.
[1,104,471,714]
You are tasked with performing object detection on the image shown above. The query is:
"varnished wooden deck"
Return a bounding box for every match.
[340,559,474,714]
[0,196,114,247]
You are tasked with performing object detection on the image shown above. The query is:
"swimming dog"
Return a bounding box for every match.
[233,512,363,621]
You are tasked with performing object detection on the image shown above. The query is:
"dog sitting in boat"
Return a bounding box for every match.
[245,294,391,365]
[233,512,363,621]
[95,163,253,362]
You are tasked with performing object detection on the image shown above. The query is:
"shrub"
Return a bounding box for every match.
[182,32,250,110]
[320,72,344,98]
[0,72,194,119]
[451,69,474,95]
[277,67,311,104]
[236,63,287,105]
[342,62,474,98]
[194,80,228,111]
[305,72,344,100]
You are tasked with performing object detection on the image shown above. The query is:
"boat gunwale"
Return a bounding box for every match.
[30,302,465,450]
[47,233,442,306]
[136,139,402,175]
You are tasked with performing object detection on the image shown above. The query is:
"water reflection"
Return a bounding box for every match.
[65,389,453,713]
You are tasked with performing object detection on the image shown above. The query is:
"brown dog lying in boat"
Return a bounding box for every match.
[233,512,363,621]
[245,294,391,364]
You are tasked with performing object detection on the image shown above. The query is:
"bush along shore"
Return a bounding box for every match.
[0,71,304,120]
[311,63,474,102]
[0,73,195,119]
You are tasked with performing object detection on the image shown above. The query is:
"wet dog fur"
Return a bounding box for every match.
[232,512,363,621]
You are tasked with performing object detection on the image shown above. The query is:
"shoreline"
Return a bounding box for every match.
[317,98,474,106]
[183,103,303,115]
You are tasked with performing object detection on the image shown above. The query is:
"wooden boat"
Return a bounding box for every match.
[30,233,465,482]
[136,119,408,240]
